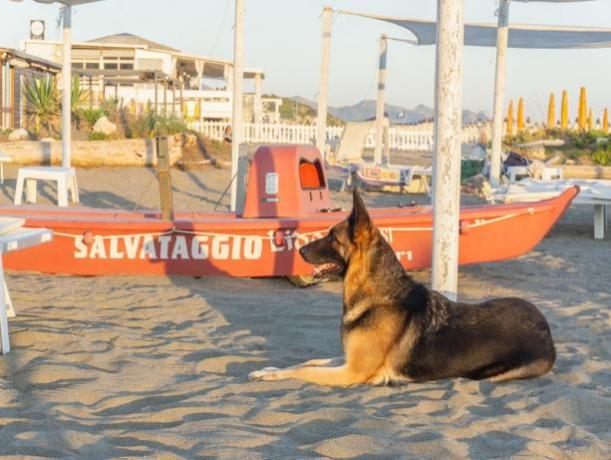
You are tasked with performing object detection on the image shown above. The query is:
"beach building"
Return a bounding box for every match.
[21,32,277,123]
[0,47,60,131]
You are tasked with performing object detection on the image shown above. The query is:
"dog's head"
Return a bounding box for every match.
[299,188,377,278]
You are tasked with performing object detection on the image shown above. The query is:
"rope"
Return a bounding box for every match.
[131,171,158,213]
[214,172,237,211]
[49,208,539,242]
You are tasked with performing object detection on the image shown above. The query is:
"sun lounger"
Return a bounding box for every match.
[330,121,431,193]
[489,178,610,239]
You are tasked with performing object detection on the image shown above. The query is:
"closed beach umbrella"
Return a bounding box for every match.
[9,0,104,168]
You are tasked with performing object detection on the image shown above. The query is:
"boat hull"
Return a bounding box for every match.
[0,188,578,277]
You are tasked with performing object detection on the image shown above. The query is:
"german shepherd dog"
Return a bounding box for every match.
[249,190,556,386]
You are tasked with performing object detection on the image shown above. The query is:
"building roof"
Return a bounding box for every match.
[0,47,61,72]
[86,33,180,53]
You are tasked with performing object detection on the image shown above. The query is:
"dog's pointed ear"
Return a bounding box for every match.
[349,188,372,240]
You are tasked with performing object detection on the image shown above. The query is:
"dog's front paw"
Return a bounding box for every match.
[249,367,282,381]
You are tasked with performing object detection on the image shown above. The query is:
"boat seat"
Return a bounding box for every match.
[14,166,79,208]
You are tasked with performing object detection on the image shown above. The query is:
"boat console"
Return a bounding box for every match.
[242,145,333,218]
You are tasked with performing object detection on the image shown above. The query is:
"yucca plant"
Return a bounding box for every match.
[70,76,88,115]
[23,75,60,132]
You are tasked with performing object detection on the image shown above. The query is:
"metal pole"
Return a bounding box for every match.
[254,72,263,141]
[374,34,388,165]
[431,0,464,301]
[316,6,333,153]
[230,0,245,212]
[61,5,72,168]
[490,0,510,186]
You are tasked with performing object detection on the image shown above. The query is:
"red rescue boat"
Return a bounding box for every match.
[0,145,578,277]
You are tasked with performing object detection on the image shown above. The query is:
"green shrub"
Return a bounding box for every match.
[88,132,110,141]
[22,75,60,132]
[79,108,105,129]
[592,149,611,166]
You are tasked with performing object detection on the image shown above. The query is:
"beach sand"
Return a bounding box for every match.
[0,163,609,458]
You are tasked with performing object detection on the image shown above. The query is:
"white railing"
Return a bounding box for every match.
[190,121,488,152]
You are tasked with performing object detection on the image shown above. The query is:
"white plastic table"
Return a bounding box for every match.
[0,221,52,354]
[14,166,79,207]
[0,151,11,184]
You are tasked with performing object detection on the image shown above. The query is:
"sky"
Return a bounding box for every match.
[1,0,611,120]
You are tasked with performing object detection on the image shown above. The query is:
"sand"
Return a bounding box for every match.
[0,163,609,459]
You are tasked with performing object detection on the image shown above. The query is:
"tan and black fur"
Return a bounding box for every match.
[249,190,556,386]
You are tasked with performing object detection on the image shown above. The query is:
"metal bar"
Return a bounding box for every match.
[61,5,72,168]
[490,0,510,186]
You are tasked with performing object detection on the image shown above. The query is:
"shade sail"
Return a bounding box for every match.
[20,0,103,4]
[338,10,611,49]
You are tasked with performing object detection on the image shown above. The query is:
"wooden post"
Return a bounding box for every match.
[61,5,72,169]
[490,0,510,186]
[156,137,174,222]
[179,78,185,119]
[316,6,333,154]
[431,0,464,301]
[230,0,245,212]
[172,82,177,116]
[154,78,159,114]
[163,80,168,116]
[88,76,93,108]
[374,34,388,165]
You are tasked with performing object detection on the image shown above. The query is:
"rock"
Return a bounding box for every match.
[92,116,117,135]
[8,128,29,141]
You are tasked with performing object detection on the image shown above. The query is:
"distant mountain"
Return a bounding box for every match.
[290,97,488,125]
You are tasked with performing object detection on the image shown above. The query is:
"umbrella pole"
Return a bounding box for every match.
[431,0,464,301]
[374,34,388,166]
[316,6,332,155]
[490,0,510,186]
[61,5,72,169]
[230,0,245,212]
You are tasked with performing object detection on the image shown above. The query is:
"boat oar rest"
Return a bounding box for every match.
[242,145,333,218]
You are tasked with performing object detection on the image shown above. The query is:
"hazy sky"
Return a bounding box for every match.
[2,0,611,120]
